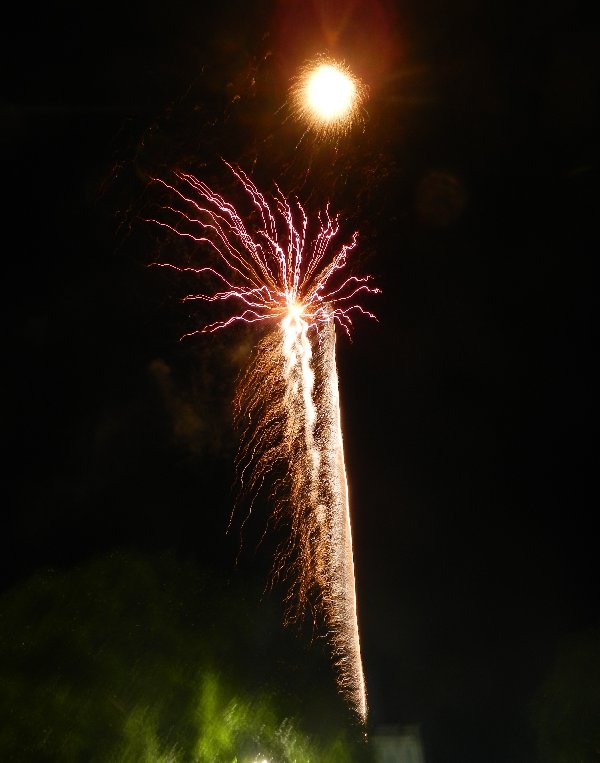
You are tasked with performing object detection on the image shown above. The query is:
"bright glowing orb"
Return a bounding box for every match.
[306,64,356,122]
[290,57,366,139]
[288,302,304,321]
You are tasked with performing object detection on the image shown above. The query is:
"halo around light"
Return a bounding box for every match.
[290,57,366,139]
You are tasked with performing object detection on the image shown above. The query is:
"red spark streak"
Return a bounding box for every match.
[150,163,379,337]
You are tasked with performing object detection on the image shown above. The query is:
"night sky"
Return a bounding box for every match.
[3,1,598,761]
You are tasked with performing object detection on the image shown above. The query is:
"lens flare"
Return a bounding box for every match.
[290,57,366,139]
[150,164,378,722]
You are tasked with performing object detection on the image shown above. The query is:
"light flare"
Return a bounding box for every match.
[151,165,377,722]
[289,56,366,139]
[305,64,356,122]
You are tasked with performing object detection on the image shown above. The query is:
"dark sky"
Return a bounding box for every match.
[3,1,598,761]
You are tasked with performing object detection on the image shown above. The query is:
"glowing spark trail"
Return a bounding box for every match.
[151,165,378,722]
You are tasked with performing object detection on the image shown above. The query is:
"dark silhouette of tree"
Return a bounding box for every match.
[532,629,600,763]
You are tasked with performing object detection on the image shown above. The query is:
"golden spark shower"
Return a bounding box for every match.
[289,57,367,139]
[151,163,378,721]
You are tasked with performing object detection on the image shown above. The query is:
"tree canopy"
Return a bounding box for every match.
[0,551,370,762]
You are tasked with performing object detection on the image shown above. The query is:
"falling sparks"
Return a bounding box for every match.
[151,164,378,721]
[289,57,366,139]
[151,163,377,337]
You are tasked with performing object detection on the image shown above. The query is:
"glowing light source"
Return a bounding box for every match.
[288,302,304,320]
[306,64,356,121]
[290,57,366,139]
[151,164,377,722]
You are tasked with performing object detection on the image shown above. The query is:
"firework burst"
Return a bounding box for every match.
[151,164,378,721]
[289,56,367,140]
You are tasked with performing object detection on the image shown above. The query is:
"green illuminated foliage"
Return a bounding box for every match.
[0,552,370,762]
